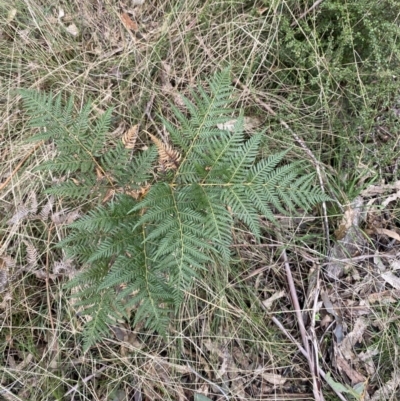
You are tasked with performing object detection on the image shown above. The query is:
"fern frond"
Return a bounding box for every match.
[45,178,98,200]
[21,68,330,347]
[77,291,119,351]
[227,133,262,183]
[222,185,261,239]
[172,68,235,184]
[192,184,232,262]
[69,195,137,232]
[122,124,139,150]
[91,107,113,155]
[19,90,68,140]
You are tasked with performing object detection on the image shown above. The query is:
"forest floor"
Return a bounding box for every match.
[1,1,400,400]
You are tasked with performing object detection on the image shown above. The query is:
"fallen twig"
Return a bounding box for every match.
[187,363,230,401]
[65,365,107,397]
[271,316,349,401]
[280,248,324,401]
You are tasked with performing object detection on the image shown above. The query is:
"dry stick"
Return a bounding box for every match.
[0,384,24,401]
[309,266,323,397]
[232,78,331,249]
[0,142,43,192]
[186,364,230,401]
[65,365,107,397]
[271,316,349,401]
[280,249,324,401]
[291,0,326,27]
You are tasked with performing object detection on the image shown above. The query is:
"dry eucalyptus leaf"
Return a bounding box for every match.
[390,258,400,270]
[111,326,143,348]
[361,180,400,197]
[66,23,79,36]
[375,227,400,242]
[6,8,17,23]
[58,7,65,20]
[368,289,400,304]
[262,290,285,310]
[334,205,357,240]
[336,355,366,384]
[260,371,287,385]
[120,13,138,31]
[217,116,261,133]
[381,188,400,207]
[326,196,366,279]
[381,271,400,290]
[338,317,367,360]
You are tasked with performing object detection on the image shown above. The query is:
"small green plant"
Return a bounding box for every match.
[19,69,328,349]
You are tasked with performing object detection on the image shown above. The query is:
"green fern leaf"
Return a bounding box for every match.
[20,68,330,347]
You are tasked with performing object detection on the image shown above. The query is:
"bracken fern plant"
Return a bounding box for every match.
[19,69,328,350]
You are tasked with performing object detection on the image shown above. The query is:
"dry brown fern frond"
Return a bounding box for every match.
[0,255,15,293]
[23,240,38,269]
[147,132,181,171]
[7,191,39,225]
[122,124,139,150]
[7,205,30,226]
[27,191,38,216]
[39,196,54,220]
[51,209,80,225]
[126,183,151,200]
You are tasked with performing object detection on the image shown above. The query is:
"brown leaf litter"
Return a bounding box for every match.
[320,180,400,398]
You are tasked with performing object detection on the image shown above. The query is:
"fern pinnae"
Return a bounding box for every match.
[194,184,232,261]
[227,133,262,183]
[245,185,276,222]
[19,90,113,187]
[90,107,113,155]
[247,151,288,184]
[172,69,234,185]
[134,225,172,332]
[222,185,261,239]
[80,292,116,351]
[163,105,193,150]
[200,128,243,184]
